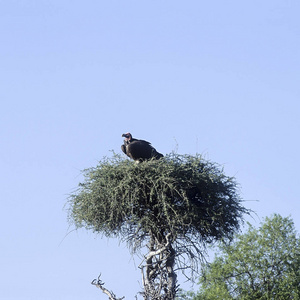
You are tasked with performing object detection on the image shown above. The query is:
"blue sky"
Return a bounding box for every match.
[1,1,299,299]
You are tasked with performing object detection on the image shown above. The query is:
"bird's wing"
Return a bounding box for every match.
[136,139,152,145]
[127,140,153,160]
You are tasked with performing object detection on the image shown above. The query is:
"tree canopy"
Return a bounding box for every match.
[192,214,300,300]
[68,153,248,250]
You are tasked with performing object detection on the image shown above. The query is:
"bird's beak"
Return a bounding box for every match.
[122,133,129,138]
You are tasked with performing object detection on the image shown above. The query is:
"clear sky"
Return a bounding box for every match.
[1,1,299,299]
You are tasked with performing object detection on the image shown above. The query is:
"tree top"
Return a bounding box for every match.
[68,153,249,252]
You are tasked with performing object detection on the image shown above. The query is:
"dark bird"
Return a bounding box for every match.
[121,132,164,162]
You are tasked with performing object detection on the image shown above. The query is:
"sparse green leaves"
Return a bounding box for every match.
[193,214,300,299]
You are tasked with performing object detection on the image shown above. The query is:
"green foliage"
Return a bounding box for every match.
[193,214,300,300]
[68,153,248,250]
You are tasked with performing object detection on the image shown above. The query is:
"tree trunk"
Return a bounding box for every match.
[141,233,178,300]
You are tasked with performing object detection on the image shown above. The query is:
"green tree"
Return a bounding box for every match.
[68,153,249,299]
[193,214,300,300]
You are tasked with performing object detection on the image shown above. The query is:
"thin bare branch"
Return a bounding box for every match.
[91,274,125,300]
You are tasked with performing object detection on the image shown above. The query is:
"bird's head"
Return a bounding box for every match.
[122,132,132,142]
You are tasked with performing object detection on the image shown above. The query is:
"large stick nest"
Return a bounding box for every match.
[68,153,249,250]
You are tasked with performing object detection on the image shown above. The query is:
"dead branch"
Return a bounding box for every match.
[91,274,125,300]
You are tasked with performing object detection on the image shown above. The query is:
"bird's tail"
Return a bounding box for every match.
[152,150,164,159]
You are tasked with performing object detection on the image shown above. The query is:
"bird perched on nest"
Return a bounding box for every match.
[121,132,164,163]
